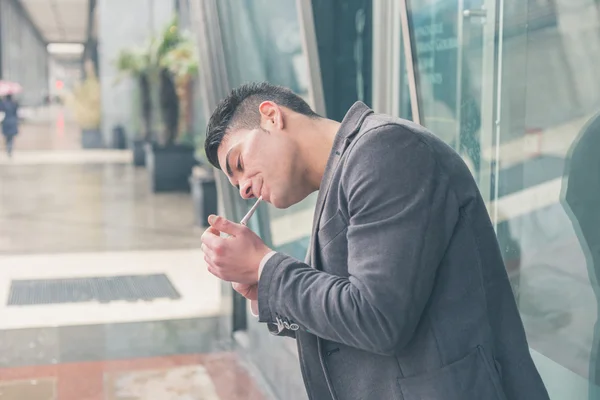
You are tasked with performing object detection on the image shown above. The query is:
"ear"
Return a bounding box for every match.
[258,101,284,130]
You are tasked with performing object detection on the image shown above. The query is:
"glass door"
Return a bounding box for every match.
[402,0,524,335]
[402,0,500,207]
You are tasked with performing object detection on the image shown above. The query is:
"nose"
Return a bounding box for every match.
[239,180,254,200]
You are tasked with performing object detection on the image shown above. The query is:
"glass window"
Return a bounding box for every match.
[510,1,600,397]
[405,0,600,397]
[312,0,374,121]
[215,0,316,263]
[405,0,490,186]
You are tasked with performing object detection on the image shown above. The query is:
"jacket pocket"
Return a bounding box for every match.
[398,346,507,400]
[318,210,348,250]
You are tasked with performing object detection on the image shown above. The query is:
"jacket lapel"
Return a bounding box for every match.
[308,102,373,268]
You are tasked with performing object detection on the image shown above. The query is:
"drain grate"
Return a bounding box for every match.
[7,274,181,306]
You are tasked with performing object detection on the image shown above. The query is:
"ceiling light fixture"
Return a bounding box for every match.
[47,43,84,55]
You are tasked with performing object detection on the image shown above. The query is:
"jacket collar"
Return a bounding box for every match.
[332,101,373,154]
[307,102,373,265]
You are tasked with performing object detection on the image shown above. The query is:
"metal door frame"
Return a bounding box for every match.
[398,0,421,124]
[372,0,403,117]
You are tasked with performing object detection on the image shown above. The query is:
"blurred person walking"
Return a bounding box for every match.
[0,94,20,158]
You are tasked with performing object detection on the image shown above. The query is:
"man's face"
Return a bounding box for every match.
[217,126,307,209]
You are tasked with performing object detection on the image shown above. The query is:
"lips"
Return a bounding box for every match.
[258,184,268,202]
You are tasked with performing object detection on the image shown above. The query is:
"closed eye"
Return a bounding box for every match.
[237,156,243,172]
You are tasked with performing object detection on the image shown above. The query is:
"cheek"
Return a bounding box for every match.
[260,149,284,172]
[248,139,294,180]
[270,157,292,179]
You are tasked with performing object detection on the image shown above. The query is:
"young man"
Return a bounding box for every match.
[201,82,549,400]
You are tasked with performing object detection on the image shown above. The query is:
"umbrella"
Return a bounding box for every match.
[0,80,22,96]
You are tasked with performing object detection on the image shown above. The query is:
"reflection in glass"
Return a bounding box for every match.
[562,111,600,398]
[506,2,600,397]
[218,0,309,97]
[406,0,484,177]
[312,0,373,121]
[405,0,600,397]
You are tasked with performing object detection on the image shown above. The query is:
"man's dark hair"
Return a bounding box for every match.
[204,82,320,169]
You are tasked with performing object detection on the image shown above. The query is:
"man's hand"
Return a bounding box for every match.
[201,215,272,284]
[232,282,258,301]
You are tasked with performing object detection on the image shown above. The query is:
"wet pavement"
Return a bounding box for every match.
[0,162,203,254]
[0,352,266,400]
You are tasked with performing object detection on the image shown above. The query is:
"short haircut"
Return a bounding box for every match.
[204,82,320,169]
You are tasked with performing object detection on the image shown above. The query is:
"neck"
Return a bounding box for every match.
[299,117,341,191]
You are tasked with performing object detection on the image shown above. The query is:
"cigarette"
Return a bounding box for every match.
[240,196,262,226]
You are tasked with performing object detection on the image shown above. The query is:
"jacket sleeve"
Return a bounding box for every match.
[257,127,460,355]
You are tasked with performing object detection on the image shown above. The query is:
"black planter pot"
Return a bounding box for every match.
[133,139,147,167]
[190,167,218,227]
[112,125,127,149]
[81,128,104,149]
[145,143,197,192]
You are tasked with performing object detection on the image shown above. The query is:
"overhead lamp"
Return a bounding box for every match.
[47,43,85,55]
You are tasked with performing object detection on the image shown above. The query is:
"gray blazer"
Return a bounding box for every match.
[257,102,550,400]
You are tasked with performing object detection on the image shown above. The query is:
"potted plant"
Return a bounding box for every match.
[65,61,102,148]
[157,20,218,221]
[145,17,200,193]
[190,165,218,226]
[114,42,159,166]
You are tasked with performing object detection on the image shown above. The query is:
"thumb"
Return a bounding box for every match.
[208,215,242,236]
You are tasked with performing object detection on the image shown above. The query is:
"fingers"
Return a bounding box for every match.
[204,254,236,282]
[232,282,258,300]
[204,252,221,278]
[201,243,216,261]
[205,226,220,236]
[232,282,250,294]
[200,227,224,254]
[202,223,236,281]
[208,215,244,236]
